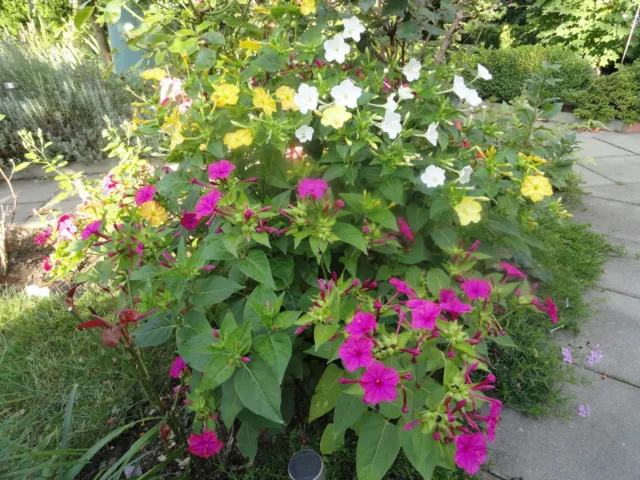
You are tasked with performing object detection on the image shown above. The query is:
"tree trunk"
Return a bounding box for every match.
[90,11,112,66]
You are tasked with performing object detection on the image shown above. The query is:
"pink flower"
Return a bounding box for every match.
[486,400,502,442]
[159,77,184,106]
[135,185,156,206]
[397,217,414,244]
[406,299,441,330]
[169,356,187,378]
[208,160,236,180]
[34,228,52,245]
[500,262,526,279]
[439,289,473,318]
[43,256,52,272]
[181,211,199,230]
[102,173,118,195]
[187,430,224,458]
[454,433,487,474]
[389,278,416,298]
[297,178,328,200]
[80,220,102,240]
[345,312,377,338]
[339,336,374,372]
[57,214,77,240]
[361,362,399,404]
[532,296,558,324]
[461,279,492,300]
[195,188,222,220]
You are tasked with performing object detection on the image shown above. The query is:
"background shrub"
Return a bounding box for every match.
[464,45,593,102]
[0,0,72,35]
[0,31,133,165]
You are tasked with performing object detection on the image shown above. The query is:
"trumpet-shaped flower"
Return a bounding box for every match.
[342,16,365,42]
[389,278,416,298]
[500,262,526,279]
[81,221,102,241]
[455,197,483,226]
[407,299,441,330]
[461,278,492,300]
[380,110,402,139]
[361,362,399,404]
[195,188,222,220]
[169,356,187,378]
[188,430,224,458]
[294,83,319,114]
[345,312,377,338]
[477,64,492,81]
[299,0,316,16]
[57,214,77,240]
[454,433,487,474]
[453,75,469,100]
[212,83,240,106]
[135,185,156,206]
[420,165,446,188]
[253,87,277,116]
[295,125,314,143]
[139,201,168,227]
[297,178,328,200]
[275,85,298,111]
[208,160,236,180]
[321,105,352,129]
[398,86,414,100]
[425,122,439,146]
[521,175,553,202]
[223,129,253,150]
[331,78,362,109]
[402,58,421,82]
[459,165,473,184]
[324,34,350,63]
[339,336,374,371]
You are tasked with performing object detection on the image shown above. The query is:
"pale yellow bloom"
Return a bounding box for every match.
[521,175,553,202]
[455,197,483,226]
[141,68,166,81]
[300,0,316,16]
[239,39,262,51]
[224,129,253,150]
[139,201,168,227]
[212,83,240,106]
[253,87,277,116]
[321,105,352,129]
[275,86,298,111]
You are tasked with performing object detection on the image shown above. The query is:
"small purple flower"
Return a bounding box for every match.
[587,345,603,366]
[562,347,573,364]
[578,404,591,417]
[124,464,143,478]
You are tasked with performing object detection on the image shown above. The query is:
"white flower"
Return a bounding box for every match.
[477,64,492,81]
[330,78,362,109]
[295,125,314,143]
[159,77,184,106]
[398,86,414,100]
[324,34,351,64]
[425,122,439,147]
[294,83,319,114]
[465,88,483,107]
[380,110,402,139]
[25,284,50,297]
[459,165,473,185]
[342,16,365,42]
[420,165,446,188]
[384,94,399,112]
[453,75,469,100]
[402,58,422,82]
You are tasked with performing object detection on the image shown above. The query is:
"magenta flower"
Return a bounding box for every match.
[187,430,224,458]
[338,336,374,372]
[208,160,236,180]
[397,217,414,244]
[500,262,526,279]
[439,289,473,318]
[43,256,52,272]
[80,220,102,240]
[532,296,558,323]
[34,227,52,245]
[461,279,492,300]
[454,433,487,474]
[361,362,399,404]
[297,178,328,200]
[345,312,377,338]
[195,188,222,220]
[181,211,199,230]
[169,356,187,378]
[486,400,502,442]
[135,185,156,206]
[57,214,77,240]
[389,278,416,298]
[102,173,118,195]
[406,299,441,330]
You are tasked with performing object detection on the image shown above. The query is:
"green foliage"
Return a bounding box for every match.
[569,62,640,124]
[0,0,72,35]
[464,45,593,102]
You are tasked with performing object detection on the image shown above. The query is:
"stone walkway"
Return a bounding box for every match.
[483,132,640,480]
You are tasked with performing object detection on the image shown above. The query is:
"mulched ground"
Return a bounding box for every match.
[0,227,52,289]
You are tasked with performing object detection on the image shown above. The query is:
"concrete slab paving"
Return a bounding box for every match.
[578,155,640,184]
[585,183,640,205]
[592,132,640,155]
[597,255,640,299]
[573,164,615,188]
[486,369,640,480]
[570,196,640,244]
[575,134,635,158]
[0,178,59,205]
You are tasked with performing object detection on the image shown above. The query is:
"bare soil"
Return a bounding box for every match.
[0,227,52,288]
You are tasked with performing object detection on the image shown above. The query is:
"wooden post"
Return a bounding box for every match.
[90,10,112,66]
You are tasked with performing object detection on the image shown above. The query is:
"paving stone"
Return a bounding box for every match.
[1,203,37,225]
[597,255,640,299]
[578,155,640,184]
[575,134,634,158]
[0,178,58,205]
[592,132,640,155]
[570,196,640,244]
[585,183,640,205]
[573,164,615,188]
[487,369,640,480]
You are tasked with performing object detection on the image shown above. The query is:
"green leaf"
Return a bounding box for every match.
[396,20,421,39]
[356,415,401,480]
[178,333,218,371]
[202,31,225,46]
[273,310,301,329]
[254,333,292,383]
[237,422,259,461]
[320,423,345,455]
[333,393,367,436]
[333,222,368,254]
[314,323,340,350]
[490,333,519,349]
[252,50,285,72]
[74,5,95,29]
[426,269,451,295]
[323,164,348,182]
[382,0,408,15]
[487,214,521,237]
[192,277,244,308]
[309,364,343,422]
[132,315,174,347]
[400,425,440,479]
[195,48,217,69]
[221,381,244,429]
[235,359,284,424]
[379,178,405,205]
[225,322,252,355]
[430,197,451,220]
[200,355,235,391]
[431,228,459,252]
[103,0,122,23]
[239,250,276,290]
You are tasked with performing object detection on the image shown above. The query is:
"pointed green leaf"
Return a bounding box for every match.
[235,360,284,424]
[132,315,174,347]
[333,393,367,435]
[332,222,368,254]
[239,250,276,289]
[192,276,244,308]
[200,354,235,391]
[221,381,244,429]
[426,268,451,295]
[309,364,343,422]
[254,333,292,384]
[356,415,401,480]
[400,424,439,479]
[320,423,344,455]
[237,422,259,461]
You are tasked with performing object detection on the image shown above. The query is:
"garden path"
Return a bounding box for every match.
[482,132,640,480]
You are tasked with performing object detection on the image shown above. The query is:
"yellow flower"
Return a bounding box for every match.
[224,129,253,150]
[141,68,166,81]
[521,175,553,202]
[455,197,483,226]
[212,83,240,106]
[300,0,316,16]
[253,87,277,116]
[321,105,352,129]
[275,86,298,111]
[139,201,168,227]
[239,39,262,51]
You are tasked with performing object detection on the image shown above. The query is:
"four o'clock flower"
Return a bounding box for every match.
[402,58,422,82]
[297,178,328,200]
[454,432,487,474]
[459,165,473,184]
[135,185,156,206]
[342,16,365,42]
[207,160,235,180]
[324,35,350,63]
[188,430,224,458]
[330,78,362,109]
[500,262,526,279]
[398,86,414,100]
[461,278,492,301]
[181,211,199,230]
[420,165,446,188]
[380,110,402,139]
[407,299,441,330]
[295,125,314,143]
[294,83,319,114]
[465,88,483,107]
[57,214,77,240]
[425,122,439,147]
[360,362,399,404]
[397,217,414,244]
[389,277,416,298]
[532,296,559,323]
[453,75,469,99]
[195,188,222,220]
[339,336,374,371]
[440,289,473,318]
[345,312,377,338]
[80,220,102,241]
[384,94,399,112]
[169,356,188,378]
[477,64,492,81]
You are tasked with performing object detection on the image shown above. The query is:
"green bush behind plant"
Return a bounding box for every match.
[464,46,593,103]
[0,32,133,165]
[0,0,72,35]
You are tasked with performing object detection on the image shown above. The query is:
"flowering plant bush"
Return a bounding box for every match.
[35,1,575,477]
